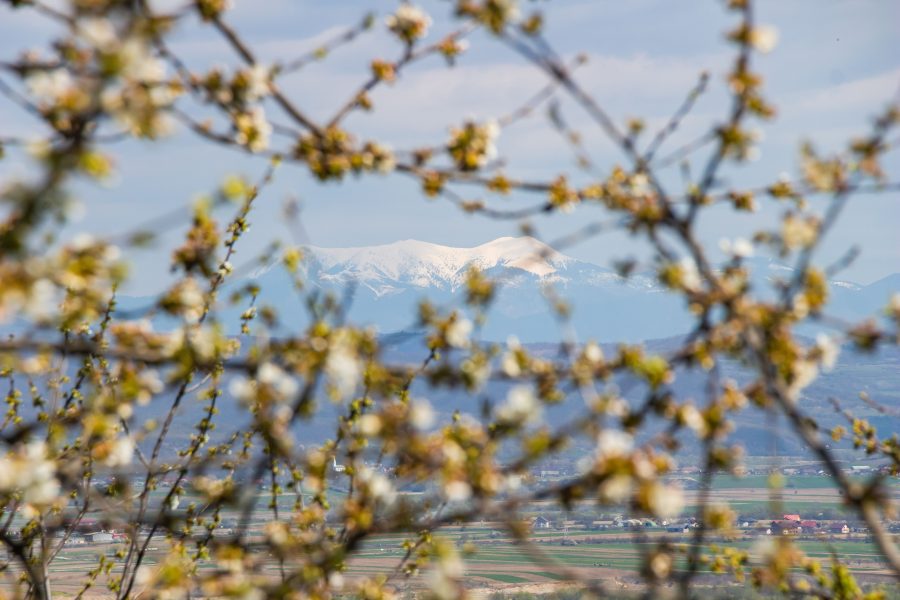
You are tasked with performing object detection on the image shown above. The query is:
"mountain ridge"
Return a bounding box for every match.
[242,237,894,342]
[292,236,581,296]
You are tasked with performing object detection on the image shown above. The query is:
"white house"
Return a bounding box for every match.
[332,456,346,473]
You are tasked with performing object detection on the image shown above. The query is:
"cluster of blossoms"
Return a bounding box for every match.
[294,128,396,180]
[0,235,125,330]
[584,430,685,520]
[444,314,473,348]
[234,106,272,153]
[456,0,521,34]
[197,65,275,151]
[786,334,841,402]
[0,442,61,506]
[447,119,500,171]
[719,237,755,259]
[0,270,61,325]
[26,68,84,111]
[160,277,207,324]
[204,64,273,106]
[495,385,541,426]
[781,213,820,250]
[15,10,180,256]
[81,17,178,138]
[92,435,136,468]
[385,4,432,44]
[196,0,234,21]
[658,256,703,294]
[324,330,365,400]
[229,362,299,406]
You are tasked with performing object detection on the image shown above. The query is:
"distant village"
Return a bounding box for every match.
[30,457,895,551]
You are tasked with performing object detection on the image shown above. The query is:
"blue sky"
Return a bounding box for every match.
[1,0,898,295]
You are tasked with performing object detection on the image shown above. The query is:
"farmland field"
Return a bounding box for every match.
[9,476,900,598]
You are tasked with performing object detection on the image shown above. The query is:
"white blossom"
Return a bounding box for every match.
[325,340,362,400]
[229,377,255,404]
[501,351,521,377]
[750,537,777,562]
[26,69,74,103]
[496,385,541,425]
[678,257,702,292]
[172,278,206,324]
[376,147,397,174]
[24,278,60,323]
[788,360,818,401]
[188,326,217,361]
[461,356,490,389]
[78,18,118,50]
[235,106,272,152]
[119,39,166,82]
[409,399,435,430]
[599,474,632,504]
[719,237,754,258]
[791,293,810,319]
[783,215,818,249]
[358,467,396,506]
[103,437,135,468]
[890,293,900,313]
[448,119,500,170]
[501,474,522,492]
[258,362,299,400]
[596,429,634,459]
[483,119,500,161]
[137,370,164,405]
[328,572,344,591]
[583,341,603,363]
[501,336,523,376]
[427,550,464,600]
[441,441,466,466]
[749,25,779,53]
[443,480,472,502]
[0,442,61,506]
[73,235,97,253]
[630,173,650,195]
[445,316,472,348]
[680,404,708,437]
[385,4,432,42]
[243,64,272,101]
[815,334,840,372]
[647,482,684,519]
[356,414,382,436]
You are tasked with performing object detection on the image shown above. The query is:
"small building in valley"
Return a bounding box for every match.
[829,523,850,535]
[771,521,802,535]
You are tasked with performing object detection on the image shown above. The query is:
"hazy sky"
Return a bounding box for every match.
[1,1,898,294]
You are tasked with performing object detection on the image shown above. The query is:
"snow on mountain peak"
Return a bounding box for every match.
[305,237,574,290]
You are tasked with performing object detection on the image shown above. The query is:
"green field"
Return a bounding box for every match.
[479,573,530,583]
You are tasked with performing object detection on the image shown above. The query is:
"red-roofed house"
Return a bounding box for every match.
[800,520,818,532]
[783,514,801,522]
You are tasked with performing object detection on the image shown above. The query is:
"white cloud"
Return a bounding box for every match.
[790,69,900,115]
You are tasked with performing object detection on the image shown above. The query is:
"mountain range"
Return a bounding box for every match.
[248,237,897,342]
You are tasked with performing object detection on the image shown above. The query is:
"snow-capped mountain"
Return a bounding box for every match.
[292,236,660,295]
[305,237,577,295]
[247,237,896,342]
